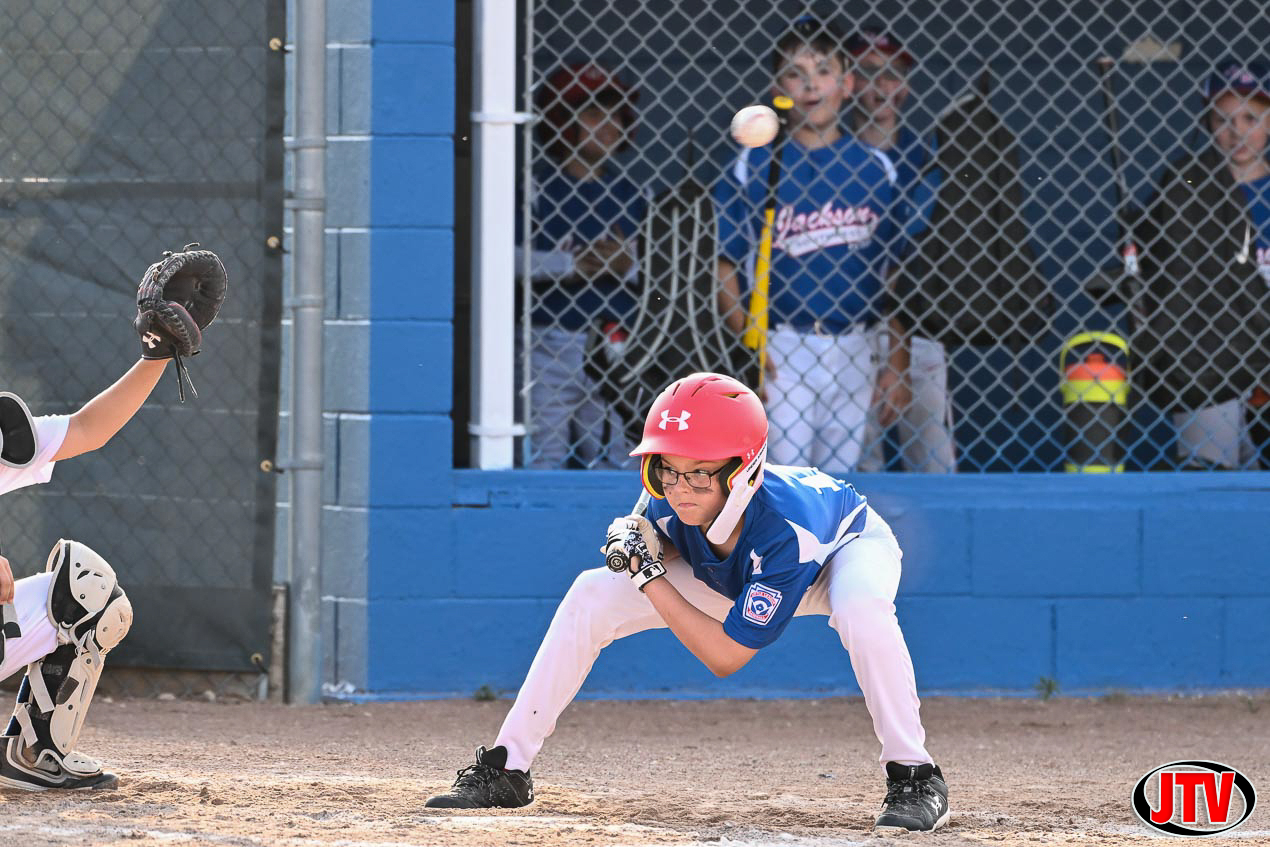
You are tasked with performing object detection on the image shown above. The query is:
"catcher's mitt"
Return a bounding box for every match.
[134,244,228,400]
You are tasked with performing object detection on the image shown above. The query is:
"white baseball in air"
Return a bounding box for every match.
[730,104,779,147]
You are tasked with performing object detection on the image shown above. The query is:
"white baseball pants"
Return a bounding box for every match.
[1174,398,1258,470]
[860,335,956,473]
[527,326,631,470]
[0,573,57,682]
[495,506,932,773]
[764,325,883,472]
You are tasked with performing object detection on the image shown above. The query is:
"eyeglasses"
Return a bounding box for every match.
[654,464,726,490]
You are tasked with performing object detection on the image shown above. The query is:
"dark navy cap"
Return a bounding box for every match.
[1203,59,1270,102]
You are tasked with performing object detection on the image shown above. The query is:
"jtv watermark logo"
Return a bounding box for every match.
[1133,761,1257,836]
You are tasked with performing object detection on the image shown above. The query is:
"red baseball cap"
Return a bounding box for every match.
[846,26,916,69]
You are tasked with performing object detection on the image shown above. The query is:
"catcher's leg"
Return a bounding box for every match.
[0,540,132,791]
[0,573,59,682]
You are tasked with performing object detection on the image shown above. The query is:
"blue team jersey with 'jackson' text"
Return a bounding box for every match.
[714,135,898,331]
[1239,172,1270,284]
[647,465,870,649]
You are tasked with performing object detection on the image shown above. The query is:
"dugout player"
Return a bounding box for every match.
[425,372,950,833]
[1137,60,1270,468]
[520,61,646,469]
[714,16,910,473]
[848,27,957,474]
[0,248,225,790]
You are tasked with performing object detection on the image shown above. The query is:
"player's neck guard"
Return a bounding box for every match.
[0,392,37,469]
[705,441,766,545]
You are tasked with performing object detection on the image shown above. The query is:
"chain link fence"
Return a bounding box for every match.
[517,0,1270,473]
[0,0,284,697]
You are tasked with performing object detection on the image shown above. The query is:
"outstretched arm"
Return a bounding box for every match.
[53,359,167,461]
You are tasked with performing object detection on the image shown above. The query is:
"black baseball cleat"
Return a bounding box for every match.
[874,761,950,832]
[0,737,119,791]
[424,745,534,809]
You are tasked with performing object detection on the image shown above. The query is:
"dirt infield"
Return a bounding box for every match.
[0,694,1266,846]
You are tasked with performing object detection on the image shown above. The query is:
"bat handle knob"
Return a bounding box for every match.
[604,542,629,572]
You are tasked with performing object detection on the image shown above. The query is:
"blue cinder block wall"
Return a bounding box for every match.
[331,0,1270,698]
[364,1,456,687]
[378,472,1269,697]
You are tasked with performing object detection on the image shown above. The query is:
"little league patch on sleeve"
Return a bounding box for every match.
[742,582,783,625]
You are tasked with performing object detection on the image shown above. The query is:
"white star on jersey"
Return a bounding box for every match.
[785,501,868,565]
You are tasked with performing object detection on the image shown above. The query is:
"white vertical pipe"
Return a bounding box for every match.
[468,0,525,468]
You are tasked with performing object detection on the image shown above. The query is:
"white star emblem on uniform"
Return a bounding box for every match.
[785,502,868,565]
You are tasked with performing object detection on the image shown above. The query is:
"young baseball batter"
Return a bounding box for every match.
[425,372,950,833]
[715,16,910,472]
[0,247,226,790]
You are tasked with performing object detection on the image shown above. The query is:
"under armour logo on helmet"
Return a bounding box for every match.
[142,332,161,349]
[659,410,691,431]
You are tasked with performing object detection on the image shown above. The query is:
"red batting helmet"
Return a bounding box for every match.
[629,373,768,544]
[536,62,638,157]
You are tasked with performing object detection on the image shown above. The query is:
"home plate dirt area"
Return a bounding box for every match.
[0,694,1266,846]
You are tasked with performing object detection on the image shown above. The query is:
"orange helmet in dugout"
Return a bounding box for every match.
[629,373,768,545]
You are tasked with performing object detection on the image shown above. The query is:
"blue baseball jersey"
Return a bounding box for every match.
[1239,172,1270,284]
[715,135,898,331]
[520,167,646,330]
[647,465,870,649]
[867,127,937,254]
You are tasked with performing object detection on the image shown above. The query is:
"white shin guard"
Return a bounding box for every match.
[4,540,132,769]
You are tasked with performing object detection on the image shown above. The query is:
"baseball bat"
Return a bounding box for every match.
[741,95,793,390]
[1094,57,1140,280]
[604,489,651,572]
[1094,42,1181,286]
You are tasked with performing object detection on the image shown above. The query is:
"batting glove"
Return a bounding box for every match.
[603,515,665,591]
